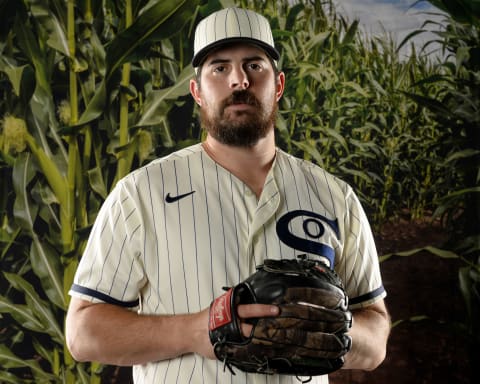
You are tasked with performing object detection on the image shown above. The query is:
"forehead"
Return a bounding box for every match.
[203,43,271,64]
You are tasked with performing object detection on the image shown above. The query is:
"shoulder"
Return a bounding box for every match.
[121,143,204,183]
[102,143,204,205]
[275,148,353,195]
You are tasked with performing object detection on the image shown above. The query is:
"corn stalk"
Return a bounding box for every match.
[0,0,200,382]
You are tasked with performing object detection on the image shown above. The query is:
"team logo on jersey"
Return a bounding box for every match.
[165,190,196,203]
[276,210,340,267]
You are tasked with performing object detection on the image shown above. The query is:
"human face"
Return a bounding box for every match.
[190,44,284,147]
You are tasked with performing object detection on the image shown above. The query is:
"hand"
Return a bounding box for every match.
[237,304,279,337]
[201,303,279,360]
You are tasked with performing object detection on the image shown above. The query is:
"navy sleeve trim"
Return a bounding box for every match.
[70,284,139,308]
[349,285,386,306]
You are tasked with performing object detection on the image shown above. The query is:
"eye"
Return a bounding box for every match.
[247,62,262,72]
[213,65,227,73]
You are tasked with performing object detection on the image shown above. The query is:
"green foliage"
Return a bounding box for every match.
[0,0,203,381]
[412,0,480,350]
[261,0,448,224]
[424,0,480,26]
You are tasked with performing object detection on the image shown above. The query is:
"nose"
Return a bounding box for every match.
[229,65,249,90]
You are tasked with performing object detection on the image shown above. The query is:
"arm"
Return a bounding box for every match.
[65,297,278,366]
[65,297,212,366]
[342,299,390,371]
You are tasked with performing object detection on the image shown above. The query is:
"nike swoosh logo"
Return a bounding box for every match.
[165,191,195,203]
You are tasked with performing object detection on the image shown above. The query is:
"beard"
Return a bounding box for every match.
[200,90,278,147]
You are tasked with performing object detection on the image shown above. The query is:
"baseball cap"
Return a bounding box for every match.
[192,7,280,67]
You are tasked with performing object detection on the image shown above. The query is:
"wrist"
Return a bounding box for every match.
[179,309,215,359]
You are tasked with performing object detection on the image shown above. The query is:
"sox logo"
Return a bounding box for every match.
[276,209,340,268]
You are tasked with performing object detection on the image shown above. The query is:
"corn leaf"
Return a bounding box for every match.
[0,344,60,382]
[0,297,44,332]
[4,272,64,342]
[380,246,460,262]
[105,0,200,78]
[135,66,194,127]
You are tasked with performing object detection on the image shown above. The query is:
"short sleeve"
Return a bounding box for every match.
[336,185,386,309]
[69,177,146,308]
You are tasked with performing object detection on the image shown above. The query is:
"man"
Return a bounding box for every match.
[66,7,390,384]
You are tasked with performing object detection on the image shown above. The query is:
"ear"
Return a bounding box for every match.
[275,72,285,101]
[190,79,202,106]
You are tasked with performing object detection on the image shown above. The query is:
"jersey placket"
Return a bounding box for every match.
[245,167,281,273]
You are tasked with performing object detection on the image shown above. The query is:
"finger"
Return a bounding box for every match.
[241,322,253,337]
[237,304,279,319]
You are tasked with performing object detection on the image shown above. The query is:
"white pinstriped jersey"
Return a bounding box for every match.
[70,143,386,384]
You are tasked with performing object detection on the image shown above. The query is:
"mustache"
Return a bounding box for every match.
[222,90,261,108]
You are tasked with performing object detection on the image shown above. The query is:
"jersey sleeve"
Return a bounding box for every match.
[69,176,146,308]
[336,184,386,309]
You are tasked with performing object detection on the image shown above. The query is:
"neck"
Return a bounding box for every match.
[202,131,276,198]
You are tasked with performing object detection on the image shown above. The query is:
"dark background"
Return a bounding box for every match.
[331,218,475,384]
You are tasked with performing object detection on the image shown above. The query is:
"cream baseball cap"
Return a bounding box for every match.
[192,7,280,67]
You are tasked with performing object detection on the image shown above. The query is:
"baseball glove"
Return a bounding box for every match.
[208,257,352,381]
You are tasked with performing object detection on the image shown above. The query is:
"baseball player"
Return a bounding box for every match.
[66,7,390,384]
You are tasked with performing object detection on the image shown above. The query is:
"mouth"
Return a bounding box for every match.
[226,103,255,110]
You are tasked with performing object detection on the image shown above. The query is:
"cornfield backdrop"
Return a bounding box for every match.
[0,0,478,383]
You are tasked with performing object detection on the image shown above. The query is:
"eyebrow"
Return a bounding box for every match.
[207,55,266,67]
